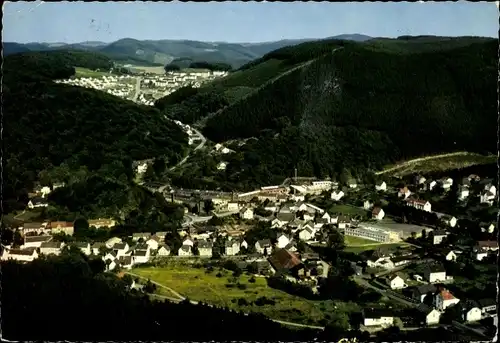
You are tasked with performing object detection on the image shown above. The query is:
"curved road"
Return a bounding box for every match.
[125,271,325,330]
[169,125,207,172]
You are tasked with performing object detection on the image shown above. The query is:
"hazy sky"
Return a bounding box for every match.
[3,1,498,43]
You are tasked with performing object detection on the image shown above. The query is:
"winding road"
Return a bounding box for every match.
[125,271,325,330]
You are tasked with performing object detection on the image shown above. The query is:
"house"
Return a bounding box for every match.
[74,242,91,255]
[330,190,345,201]
[391,255,412,267]
[468,174,481,182]
[387,274,407,290]
[216,162,227,170]
[432,230,448,245]
[457,186,470,201]
[425,180,437,191]
[255,239,272,255]
[479,190,495,205]
[321,212,331,223]
[440,215,457,228]
[225,240,241,256]
[132,249,151,264]
[285,241,297,252]
[105,237,122,248]
[155,232,167,240]
[113,242,130,257]
[460,301,482,322]
[40,241,65,255]
[239,207,254,220]
[88,218,116,229]
[444,249,458,262]
[240,238,249,250]
[276,234,291,249]
[366,250,393,269]
[227,202,240,211]
[197,240,213,257]
[423,263,446,283]
[267,248,304,277]
[435,288,460,311]
[364,200,374,210]
[348,180,357,189]
[372,207,385,220]
[118,255,134,269]
[273,213,295,228]
[375,181,387,192]
[2,247,39,262]
[398,186,412,199]
[483,183,497,196]
[363,308,394,327]
[49,221,74,236]
[416,304,441,326]
[178,245,193,257]
[91,242,106,255]
[104,258,117,271]
[439,177,454,190]
[477,298,497,315]
[103,251,117,262]
[298,227,315,241]
[27,196,48,209]
[23,235,53,248]
[182,237,194,247]
[405,198,432,212]
[132,232,151,242]
[415,175,427,185]
[21,222,46,235]
[157,244,171,256]
[145,236,161,250]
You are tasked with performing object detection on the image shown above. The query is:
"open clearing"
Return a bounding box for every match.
[126,65,166,74]
[344,236,380,245]
[329,204,368,217]
[74,67,111,78]
[344,243,409,254]
[376,152,496,177]
[133,265,355,325]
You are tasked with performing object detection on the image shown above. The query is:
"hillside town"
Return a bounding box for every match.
[3,167,497,338]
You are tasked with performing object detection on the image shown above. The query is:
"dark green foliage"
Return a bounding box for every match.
[202,38,497,189]
[164,64,181,72]
[155,86,200,108]
[189,61,233,71]
[3,51,188,220]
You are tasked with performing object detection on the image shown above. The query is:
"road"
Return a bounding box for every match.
[125,271,325,330]
[375,152,475,176]
[132,77,142,102]
[354,277,418,307]
[169,127,207,171]
[182,211,239,227]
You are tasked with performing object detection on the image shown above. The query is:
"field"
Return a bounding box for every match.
[126,65,166,75]
[329,204,368,217]
[74,67,111,78]
[344,236,379,246]
[344,243,410,254]
[377,152,496,177]
[132,265,357,325]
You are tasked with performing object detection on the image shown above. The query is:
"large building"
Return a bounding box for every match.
[344,225,396,243]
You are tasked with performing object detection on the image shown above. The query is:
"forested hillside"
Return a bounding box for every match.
[200,38,497,186]
[3,51,188,223]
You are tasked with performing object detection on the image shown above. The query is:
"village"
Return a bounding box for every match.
[2,168,497,337]
[54,69,228,106]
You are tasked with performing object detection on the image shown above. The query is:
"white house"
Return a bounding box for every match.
[330,191,345,201]
[132,232,151,242]
[276,234,291,248]
[416,176,427,185]
[372,207,385,220]
[74,242,92,256]
[484,183,496,196]
[157,244,171,256]
[363,309,394,327]
[197,240,213,257]
[255,239,272,255]
[182,237,194,247]
[227,202,240,211]
[40,241,65,255]
[104,259,117,271]
[479,191,495,205]
[240,239,249,250]
[133,249,151,264]
[27,197,48,209]
[217,162,227,170]
[239,207,254,220]
[432,230,448,245]
[348,181,358,189]
[106,237,122,248]
[225,240,241,256]
[440,178,453,190]
[145,237,160,251]
[388,275,407,290]
[458,186,469,201]
[462,303,482,322]
[375,181,387,192]
[321,212,331,223]
[298,227,314,241]
[441,216,457,228]
[444,250,458,262]
[23,235,53,248]
[113,242,130,257]
[426,180,437,191]
[435,289,460,311]
[418,305,441,326]
[423,264,446,283]
[178,245,193,256]
[118,256,134,269]
[363,200,374,210]
[2,247,39,262]
[406,198,432,212]
[398,187,412,199]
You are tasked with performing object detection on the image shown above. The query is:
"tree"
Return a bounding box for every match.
[203,199,215,214]
[74,218,89,233]
[327,228,345,250]
[144,279,157,293]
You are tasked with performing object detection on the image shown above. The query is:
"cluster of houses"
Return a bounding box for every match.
[55,75,135,98]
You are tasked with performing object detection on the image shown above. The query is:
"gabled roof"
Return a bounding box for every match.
[24,235,52,243]
[40,241,63,249]
[23,222,44,229]
[433,230,447,236]
[198,240,213,249]
[9,247,37,256]
[363,308,394,318]
[413,284,438,296]
[134,250,148,257]
[30,196,47,204]
[113,243,128,250]
[74,242,90,248]
[437,289,456,301]
[372,207,383,215]
[477,240,498,249]
[477,298,496,308]
[268,249,302,272]
[179,245,191,252]
[425,263,446,273]
[118,256,133,265]
[276,213,295,222]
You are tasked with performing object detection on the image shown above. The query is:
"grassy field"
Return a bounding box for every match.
[74,67,111,78]
[379,153,496,177]
[133,265,357,325]
[126,65,166,74]
[344,243,409,254]
[329,204,368,217]
[344,236,380,246]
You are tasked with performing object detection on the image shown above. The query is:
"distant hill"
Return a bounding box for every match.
[190,36,497,190]
[3,34,373,68]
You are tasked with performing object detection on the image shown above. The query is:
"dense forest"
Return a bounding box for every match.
[198,38,497,187]
[3,51,189,220]
[164,60,233,72]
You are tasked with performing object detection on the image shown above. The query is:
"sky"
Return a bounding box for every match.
[3,1,498,44]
